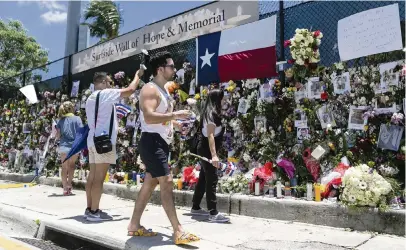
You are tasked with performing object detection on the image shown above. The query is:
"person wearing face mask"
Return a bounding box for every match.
[190,89,230,223]
[84,68,143,222]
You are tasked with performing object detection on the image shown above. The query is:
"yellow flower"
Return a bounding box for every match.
[202,89,208,96]
[364,125,369,131]
[194,94,201,100]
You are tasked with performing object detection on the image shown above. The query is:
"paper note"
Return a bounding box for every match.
[338,4,402,61]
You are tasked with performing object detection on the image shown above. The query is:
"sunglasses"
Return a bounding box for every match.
[164,64,175,70]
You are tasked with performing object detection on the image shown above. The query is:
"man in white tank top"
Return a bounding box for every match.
[127,51,199,244]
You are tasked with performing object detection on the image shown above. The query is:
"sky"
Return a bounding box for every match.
[0,1,207,67]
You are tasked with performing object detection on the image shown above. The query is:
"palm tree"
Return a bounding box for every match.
[82,0,123,42]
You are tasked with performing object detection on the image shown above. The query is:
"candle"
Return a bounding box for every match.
[314,184,321,202]
[276,181,282,198]
[254,181,260,196]
[268,182,275,198]
[78,169,82,180]
[306,182,313,201]
[105,172,109,183]
[177,178,183,190]
[284,182,291,198]
[136,174,141,186]
[59,167,62,178]
[124,173,129,182]
[132,171,137,181]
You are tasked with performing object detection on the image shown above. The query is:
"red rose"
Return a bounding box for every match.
[288,59,295,64]
[284,40,291,48]
[321,92,328,100]
[313,30,321,38]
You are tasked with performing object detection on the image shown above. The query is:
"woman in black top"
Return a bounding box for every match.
[191,89,230,223]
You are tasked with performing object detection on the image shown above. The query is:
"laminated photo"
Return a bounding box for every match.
[297,127,310,143]
[333,72,351,94]
[348,106,368,130]
[307,77,324,99]
[294,108,308,128]
[380,62,399,87]
[377,124,404,151]
[317,105,336,129]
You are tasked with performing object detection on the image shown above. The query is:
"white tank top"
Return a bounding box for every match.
[140,82,174,145]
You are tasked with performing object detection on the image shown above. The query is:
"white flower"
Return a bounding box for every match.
[349,195,356,203]
[186,98,197,106]
[359,181,367,190]
[370,83,375,88]
[350,93,355,98]
[385,96,390,101]
[316,39,321,46]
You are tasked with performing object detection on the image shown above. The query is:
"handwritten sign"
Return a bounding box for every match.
[338,4,402,61]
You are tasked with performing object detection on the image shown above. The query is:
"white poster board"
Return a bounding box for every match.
[19,85,38,104]
[338,4,402,61]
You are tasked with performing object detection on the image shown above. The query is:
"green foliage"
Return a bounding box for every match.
[82,0,123,41]
[0,19,48,86]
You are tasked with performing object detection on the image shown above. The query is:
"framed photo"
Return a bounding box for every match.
[374,96,396,114]
[307,77,324,99]
[294,109,308,128]
[297,127,310,143]
[317,105,336,129]
[348,106,368,130]
[333,72,351,94]
[254,116,267,133]
[377,124,404,151]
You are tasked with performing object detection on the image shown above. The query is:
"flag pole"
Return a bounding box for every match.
[195,37,198,88]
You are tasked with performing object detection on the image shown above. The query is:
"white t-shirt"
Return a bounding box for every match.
[86,89,121,148]
[202,118,222,138]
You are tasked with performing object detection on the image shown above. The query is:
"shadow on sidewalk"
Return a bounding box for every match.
[60,215,130,224]
[48,193,77,197]
[125,234,199,249]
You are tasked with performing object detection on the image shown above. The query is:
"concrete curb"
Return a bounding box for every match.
[0,204,40,237]
[0,173,35,183]
[1,173,405,236]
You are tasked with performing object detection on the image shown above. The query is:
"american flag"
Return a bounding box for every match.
[115,104,132,119]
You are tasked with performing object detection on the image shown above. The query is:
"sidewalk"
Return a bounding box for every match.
[0,184,404,250]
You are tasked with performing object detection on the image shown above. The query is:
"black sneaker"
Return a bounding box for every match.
[83,208,91,219]
[86,209,113,222]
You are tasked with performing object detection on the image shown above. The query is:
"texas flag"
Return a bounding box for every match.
[197,16,277,85]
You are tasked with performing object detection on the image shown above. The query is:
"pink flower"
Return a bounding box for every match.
[284,40,291,48]
[288,59,295,64]
[391,113,404,125]
[114,71,125,80]
[313,30,321,38]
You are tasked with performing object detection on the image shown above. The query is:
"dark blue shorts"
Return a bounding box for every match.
[138,132,170,178]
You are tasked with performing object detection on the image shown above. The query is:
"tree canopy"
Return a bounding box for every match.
[0,19,48,86]
[82,0,123,42]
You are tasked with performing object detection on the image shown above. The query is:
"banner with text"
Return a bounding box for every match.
[71,1,259,74]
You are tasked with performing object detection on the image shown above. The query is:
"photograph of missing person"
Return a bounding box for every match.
[375,96,396,113]
[333,72,351,94]
[380,61,399,87]
[307,77,324,99]
[237,98,249,114]
[317,105,336,129]
[377,124,404,151]
[259,80,274,102]
[22,123,32,134]
[71,80,80,98]
[297,127,310,143]
[254,116,267,134]
[294,108,308,128]
[348,106,367,130]
[295,87,307,103]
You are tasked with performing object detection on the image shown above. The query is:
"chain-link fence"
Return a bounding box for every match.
[0,1,404,96]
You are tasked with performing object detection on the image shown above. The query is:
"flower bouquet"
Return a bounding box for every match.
[341,164,392,210]
[220,174,249,194]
